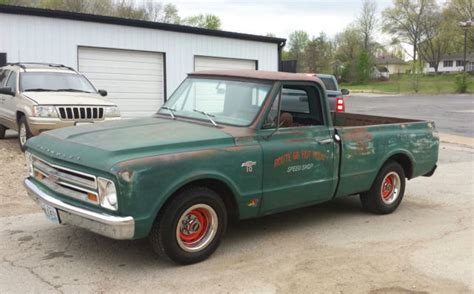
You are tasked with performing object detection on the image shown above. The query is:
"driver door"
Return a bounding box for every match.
[258,82,338,214]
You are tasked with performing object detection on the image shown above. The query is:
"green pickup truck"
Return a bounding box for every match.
[24,70,439,264]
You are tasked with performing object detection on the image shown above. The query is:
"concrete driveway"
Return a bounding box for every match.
[0,94,473,293]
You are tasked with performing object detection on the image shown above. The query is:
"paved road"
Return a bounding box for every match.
[346,94,474,137]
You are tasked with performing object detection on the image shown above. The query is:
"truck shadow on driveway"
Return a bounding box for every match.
[30,196,366,268]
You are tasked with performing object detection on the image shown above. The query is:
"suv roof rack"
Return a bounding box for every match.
[6,62,77,73]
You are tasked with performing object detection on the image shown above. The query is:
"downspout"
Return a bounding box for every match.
[278,41,286,72]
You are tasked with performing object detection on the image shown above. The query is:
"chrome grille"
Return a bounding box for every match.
[57,106,104,120]
[31,156,99,205]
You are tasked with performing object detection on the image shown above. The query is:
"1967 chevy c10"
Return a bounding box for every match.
[23,70,438,264]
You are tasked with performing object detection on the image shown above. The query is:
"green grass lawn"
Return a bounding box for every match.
[341,74,474,95]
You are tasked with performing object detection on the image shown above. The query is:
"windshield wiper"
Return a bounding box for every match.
[160,106,176,119]
[24,88,53,92]
[193,109,217,127]
[53,89,92,93]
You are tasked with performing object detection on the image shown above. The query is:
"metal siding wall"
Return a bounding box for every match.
[0,13,278,98]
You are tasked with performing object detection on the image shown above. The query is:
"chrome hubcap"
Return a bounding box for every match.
[380,172,401,205]
[176,204,218,253]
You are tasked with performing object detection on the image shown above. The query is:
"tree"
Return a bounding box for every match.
[304,32,334,73]
[287,30,309,72]
[161,3,180,24]
[382,0,438,61]
[183,14,222,30]
[418,9,457,73]
[444,0,474,53]
[356,49,371,82]
[357,0,378,51]
[335,27,363,81]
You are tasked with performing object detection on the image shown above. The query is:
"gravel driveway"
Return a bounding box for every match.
[0,131,39,217]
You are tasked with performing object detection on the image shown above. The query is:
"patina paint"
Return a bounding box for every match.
[24,71,439,240]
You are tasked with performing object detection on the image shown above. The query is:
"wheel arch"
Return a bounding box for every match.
[381,151,414,179]
[153,174,240,226]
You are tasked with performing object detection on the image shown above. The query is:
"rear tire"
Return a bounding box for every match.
[0,124,6,139]
[360,161,406,214]
[18,116,32,152]
[149,187,227,265]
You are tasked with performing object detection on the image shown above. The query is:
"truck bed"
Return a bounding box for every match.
[332,112,421,127]
[331,112,438,198]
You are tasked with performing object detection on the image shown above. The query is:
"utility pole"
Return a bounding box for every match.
[459,20,473,72]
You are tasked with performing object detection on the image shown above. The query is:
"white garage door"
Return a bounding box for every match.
[78,47,164,118]
[193,56,257,113]
[194,56,256,71]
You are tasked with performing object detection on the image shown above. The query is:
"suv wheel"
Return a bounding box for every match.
[0,124,6,139]
[18,116,32,152]
[149,187,227,265]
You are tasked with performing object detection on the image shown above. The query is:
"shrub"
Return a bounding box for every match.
[455,72,471,93]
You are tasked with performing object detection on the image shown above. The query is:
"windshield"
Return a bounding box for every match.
[20,72,97,93]
[318,76,338,91]
[159,78,272,126]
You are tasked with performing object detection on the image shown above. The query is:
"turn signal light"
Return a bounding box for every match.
[87,193,98,203]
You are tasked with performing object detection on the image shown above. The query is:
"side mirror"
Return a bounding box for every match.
[98,89,107,97]
[0,87,14,96]
[341,88,350,96]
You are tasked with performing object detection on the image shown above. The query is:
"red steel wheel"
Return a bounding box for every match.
[176,204,218,253]
[380,171,401,205]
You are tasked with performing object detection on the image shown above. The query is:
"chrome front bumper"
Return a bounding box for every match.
[24,179,134,240]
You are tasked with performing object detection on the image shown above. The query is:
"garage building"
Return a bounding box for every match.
[0,5,285,117]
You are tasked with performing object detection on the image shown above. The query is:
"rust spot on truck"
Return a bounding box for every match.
[116,149,219,168]
[342,128,375,156]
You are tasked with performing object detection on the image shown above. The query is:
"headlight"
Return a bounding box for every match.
[104,106,120,117]
[98,177,118,211]
[25,151,34,177]
[33,106,58,118]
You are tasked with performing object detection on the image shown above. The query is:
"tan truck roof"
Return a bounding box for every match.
[189,70,323,82]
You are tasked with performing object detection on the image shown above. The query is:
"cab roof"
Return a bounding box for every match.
[189,70,323,83]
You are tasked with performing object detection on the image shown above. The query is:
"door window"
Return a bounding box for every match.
[5,72,17,92]
[263,84,325,129]
[0,70,10,86]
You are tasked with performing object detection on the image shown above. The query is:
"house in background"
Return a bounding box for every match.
[424,53,474,74]
[374,55,409,76]
[371,66,390,80]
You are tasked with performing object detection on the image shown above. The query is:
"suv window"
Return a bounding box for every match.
[319,77,338,91]
[0,69,10,86]
[5,72,17,92]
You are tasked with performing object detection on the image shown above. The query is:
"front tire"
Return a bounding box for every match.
[360,161,406,214]
[18,116,32,152]
[149,187,227,265]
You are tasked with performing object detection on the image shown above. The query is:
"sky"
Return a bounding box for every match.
[169,0,395,39]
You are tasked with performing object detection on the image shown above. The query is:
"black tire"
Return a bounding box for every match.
[0,124,6,139]
[149,187,227,265]
[360,161,406,214]
[18,116,33,152]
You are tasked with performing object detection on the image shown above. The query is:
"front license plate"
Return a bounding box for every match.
[40,203,60,224]
[75,122,93,126]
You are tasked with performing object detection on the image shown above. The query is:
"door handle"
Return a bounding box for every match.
[317,138,334,145]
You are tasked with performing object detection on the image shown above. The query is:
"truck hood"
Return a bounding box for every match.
[26,117,234,171]
[23,91,116,106]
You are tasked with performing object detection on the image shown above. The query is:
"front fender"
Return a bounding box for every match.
[113,144,263,239]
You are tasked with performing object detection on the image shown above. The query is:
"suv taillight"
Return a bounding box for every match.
[336,97,345,112]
